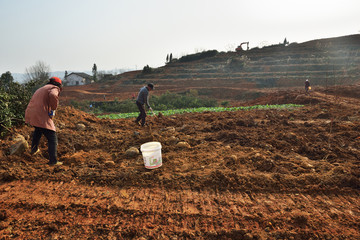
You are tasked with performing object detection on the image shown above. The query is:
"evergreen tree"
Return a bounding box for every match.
[0,71,14,92]
[64,71,68,86]
[283,38,289,46]
[92,63,97,82]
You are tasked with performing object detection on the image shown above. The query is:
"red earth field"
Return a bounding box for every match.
[1,85,360,239]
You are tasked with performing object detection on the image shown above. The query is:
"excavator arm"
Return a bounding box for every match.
[236,42,249,52]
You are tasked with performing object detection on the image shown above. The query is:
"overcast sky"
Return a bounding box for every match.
[1,0,359,75]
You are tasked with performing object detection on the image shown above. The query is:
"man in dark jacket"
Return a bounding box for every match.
[135,83,154,126]
[305,79,310,95]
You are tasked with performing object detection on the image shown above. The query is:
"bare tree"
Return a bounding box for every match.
[25,61,51,82]
[225,43,237,52]
[25,61,51,92]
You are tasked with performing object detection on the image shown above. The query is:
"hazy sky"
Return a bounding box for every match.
[1,0,359,74]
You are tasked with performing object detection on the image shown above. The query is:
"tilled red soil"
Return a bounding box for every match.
[1,88,359,239]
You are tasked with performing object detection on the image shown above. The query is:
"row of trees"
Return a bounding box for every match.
[166,53,173,64]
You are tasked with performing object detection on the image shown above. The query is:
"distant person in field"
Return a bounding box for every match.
[305,79,311,95]
[25,77,63,166]
[135,83,154,127]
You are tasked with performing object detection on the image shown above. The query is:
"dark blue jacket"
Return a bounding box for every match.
[136,86,150,108]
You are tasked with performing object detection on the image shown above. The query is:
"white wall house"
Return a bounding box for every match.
[64,72,93,86]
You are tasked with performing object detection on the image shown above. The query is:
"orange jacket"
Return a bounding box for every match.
[25,84,61,131]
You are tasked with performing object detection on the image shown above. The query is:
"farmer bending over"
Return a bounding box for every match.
[25,77,63,166]
[135,83,154,127]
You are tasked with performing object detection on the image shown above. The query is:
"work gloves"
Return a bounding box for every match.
[48,110,56,118]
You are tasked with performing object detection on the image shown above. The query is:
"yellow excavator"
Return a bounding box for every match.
[236,42,249,52]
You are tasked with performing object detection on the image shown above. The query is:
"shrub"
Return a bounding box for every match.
[227,55,250,71]
[0,93,14,135]
[142,65,152,74]
[151,91,217,110]
[0,72,32,137]
[221,101,230,107]
[69,92,218,114]
[179,50,218,63]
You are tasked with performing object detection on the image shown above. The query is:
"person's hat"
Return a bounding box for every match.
[147,83,154,90]
[50,77,62,85]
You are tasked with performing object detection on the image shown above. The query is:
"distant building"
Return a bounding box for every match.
[64,72,93,86]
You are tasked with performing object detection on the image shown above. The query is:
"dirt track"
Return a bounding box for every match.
[1,87,360,239]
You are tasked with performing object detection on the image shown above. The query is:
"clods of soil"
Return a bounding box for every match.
[0,88,359,239]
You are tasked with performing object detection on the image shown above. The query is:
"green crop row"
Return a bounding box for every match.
[97,104,303,119]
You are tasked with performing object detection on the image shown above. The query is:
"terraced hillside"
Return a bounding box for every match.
[61,34,360,104]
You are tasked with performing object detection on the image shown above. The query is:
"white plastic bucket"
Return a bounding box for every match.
[140,142,162,169]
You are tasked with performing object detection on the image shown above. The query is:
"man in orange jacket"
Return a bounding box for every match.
[25,77,63,166]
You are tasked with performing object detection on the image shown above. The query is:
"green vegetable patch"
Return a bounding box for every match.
[97,104,303,120]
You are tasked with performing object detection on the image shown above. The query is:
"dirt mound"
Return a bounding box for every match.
[1,87,360,239]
